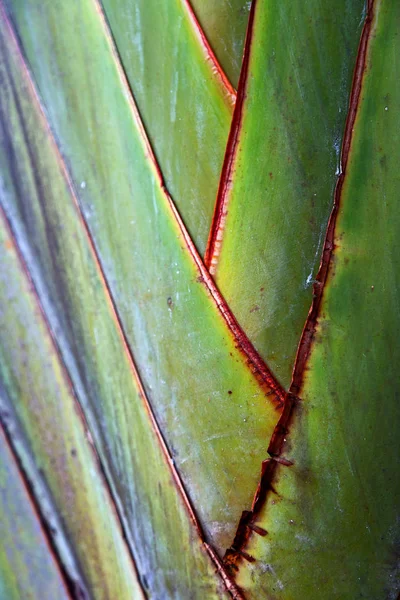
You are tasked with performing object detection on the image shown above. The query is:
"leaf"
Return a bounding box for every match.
[206,0,366,386]
[4,0,284,559]
[2,0,398,597]
[100,0,235,254]
[232,1,400,596]
[0,210,145,599]
[0,11,235,597]
[189,0,251,88]
[0,426,69,600]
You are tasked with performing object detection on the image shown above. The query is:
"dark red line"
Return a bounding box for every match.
[96,0,285,402]
[167,191,286,403]
[223,0,376,570]
[223,393,298,570]
[183,0,237,101]
[204,0,257,271]
[290,0,375,395]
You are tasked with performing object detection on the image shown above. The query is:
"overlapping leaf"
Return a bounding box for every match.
[233,1,400,597]
[0,12,231,597]
[100,0,235,254]
[4,0,284,561]
[0,0,399,598]
[207,0,365,386]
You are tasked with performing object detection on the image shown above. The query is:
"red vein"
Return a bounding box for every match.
[222,0,376,569]
[6,2,283,593]
[167,190,285,402]
[0,423,74,600]
[182,0,236,103]
[290,0,375,395]
[94,0,285,403]
[204,0,257,273]
[223,393,298,570]
[3,5,245,596]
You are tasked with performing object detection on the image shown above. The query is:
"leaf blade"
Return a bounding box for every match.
[208,0,366,386]
[6,0,283,556]
[100,0,234,254]
[0,426,70,600]
[234,2,400,596]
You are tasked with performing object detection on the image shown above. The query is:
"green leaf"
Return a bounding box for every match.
[207,0,366,386]
[233,1,400,596]
[0,8,232,597]
[100,0,235,254]
[0,211,145,599]
[2,0,398,597]
[189,0,250,88]
[0,426,69,600]
[5,0,284,557]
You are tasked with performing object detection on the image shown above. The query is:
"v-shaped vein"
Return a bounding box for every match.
[223,0,377,566]
[94,0,284,402]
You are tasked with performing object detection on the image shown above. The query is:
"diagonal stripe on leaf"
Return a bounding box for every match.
[4,0,284,557]
[0,426,70,600]
[0,209,145,600]
[0,12,233,597]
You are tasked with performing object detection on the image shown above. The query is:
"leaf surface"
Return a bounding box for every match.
[207,0,366,386]
[0,427,70,600]
[100,0,235,255]
[0,210,145,599]
[5,0,284,555]
[0,8,233,597]
[233,2,400,596]
[189,0,250,88]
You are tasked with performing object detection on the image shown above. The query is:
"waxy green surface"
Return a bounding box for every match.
[212,0,366,387]
[235,1,400,597]
[190,0,250,88]
[0,428,69,600]
[100,0,234,255]
[0,212,145,599]
[0,9,228,598]
[6,0,283,554]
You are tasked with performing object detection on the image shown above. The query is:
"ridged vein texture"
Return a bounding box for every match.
[235,1,400,597]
